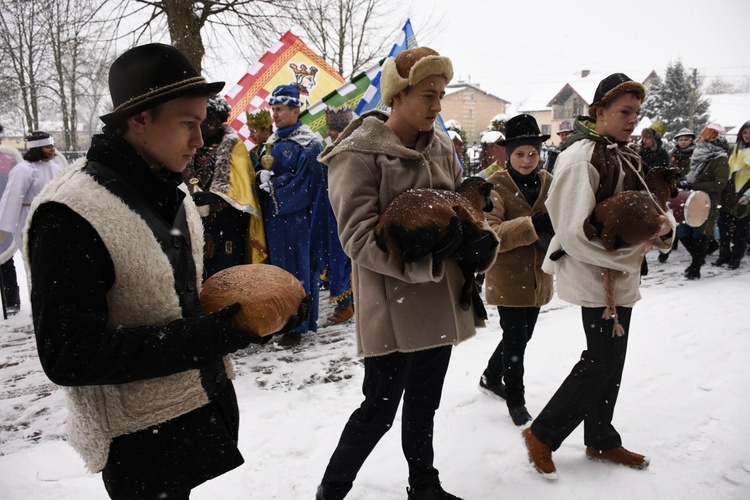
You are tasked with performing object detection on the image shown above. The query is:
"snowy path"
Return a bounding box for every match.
[1,247,749,499]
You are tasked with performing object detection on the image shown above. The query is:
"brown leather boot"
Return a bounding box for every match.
[327,304,354,323]
[586,446,650,469]
[522,428,558,479]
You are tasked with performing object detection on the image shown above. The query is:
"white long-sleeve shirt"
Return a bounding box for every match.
[0,158,63,262]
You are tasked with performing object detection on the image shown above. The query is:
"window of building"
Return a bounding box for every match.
[573,97,584,117]
[541,125,551,136]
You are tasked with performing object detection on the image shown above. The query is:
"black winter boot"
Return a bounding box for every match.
[685,238,709,280]
[406,484,463,500]
[508,404,533,426]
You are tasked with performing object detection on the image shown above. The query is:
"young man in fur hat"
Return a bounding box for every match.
[24,43,304,499]
[639,121,669,172]
[315,47,498,500]
[523,73,675,479]
[256,83,328,346]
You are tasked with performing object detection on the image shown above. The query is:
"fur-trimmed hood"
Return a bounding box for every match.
[270,122,318,149]
[319,110,441,165]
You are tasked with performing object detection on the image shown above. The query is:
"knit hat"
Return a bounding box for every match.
[268,84,303,108]
[674,127,696,140]
[557,120,574,135]
[497,114,550,145]
[325,105,354,131]
[206,96,231,122]
[100,43,224,127]
[588,73,646,118]
[246,108,272,129]
[700,123,725,142]
[380,47,453,107]
[26,130,54,148]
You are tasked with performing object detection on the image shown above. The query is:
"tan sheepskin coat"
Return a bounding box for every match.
[542,139,675,308]
[24,162,231,472]
[319,110,498,357]
[484,169,553,307]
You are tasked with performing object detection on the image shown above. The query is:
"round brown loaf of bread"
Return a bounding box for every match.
[200,264,307,336]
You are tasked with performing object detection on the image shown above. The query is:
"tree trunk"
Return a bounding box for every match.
[162,0,206,73]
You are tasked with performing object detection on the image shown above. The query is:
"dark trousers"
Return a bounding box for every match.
[717,211,750,261]
[0,257,20,310]
[321,346,452,492]
[483,306,540,407]
[531,306,632,451]
[678,225,710,268]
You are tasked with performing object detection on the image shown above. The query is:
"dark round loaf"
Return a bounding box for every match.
[200,264,306,336]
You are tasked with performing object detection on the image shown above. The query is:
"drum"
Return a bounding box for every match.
[668,189,711,227]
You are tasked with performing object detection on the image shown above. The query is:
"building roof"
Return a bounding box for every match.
[517,70,655,113]
[444,82,511,105]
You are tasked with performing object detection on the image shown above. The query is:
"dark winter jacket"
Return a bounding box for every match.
[24,133,245,486]
[640,145,670,171]
[669,144,696,176]
[684,140,730,236]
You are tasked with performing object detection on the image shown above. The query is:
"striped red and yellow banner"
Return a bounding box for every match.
[224,31,344,149]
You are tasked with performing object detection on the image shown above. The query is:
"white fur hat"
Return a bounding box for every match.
[380,47,453,107]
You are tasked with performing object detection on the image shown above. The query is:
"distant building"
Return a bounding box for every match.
[440,82,511,144]
[518,70,657,146]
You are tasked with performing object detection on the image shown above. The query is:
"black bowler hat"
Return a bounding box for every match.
[497,114,550,145]
[100,43,225,126]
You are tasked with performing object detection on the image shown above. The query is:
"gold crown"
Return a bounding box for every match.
[246,108,272,128]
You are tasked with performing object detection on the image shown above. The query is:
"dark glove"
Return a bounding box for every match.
[210,302,269,355]
[531,212,555,236]
[432,217,463,266]
[192,191,223,206]
[454,228,497,265]
[678,180,692,190]
[275,295,312,335]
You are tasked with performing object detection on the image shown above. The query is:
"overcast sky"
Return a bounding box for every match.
[198,0,748,109]
[403,0,749,103]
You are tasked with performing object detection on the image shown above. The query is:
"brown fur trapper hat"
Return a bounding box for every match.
[588,73,645,118]
[380,47,453,107]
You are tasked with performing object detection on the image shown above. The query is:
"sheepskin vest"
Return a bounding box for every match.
[27,162,222,472]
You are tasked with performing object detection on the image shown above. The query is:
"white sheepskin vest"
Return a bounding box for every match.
[25,162,226,472]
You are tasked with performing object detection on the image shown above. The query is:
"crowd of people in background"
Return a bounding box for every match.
[0,40,748,500]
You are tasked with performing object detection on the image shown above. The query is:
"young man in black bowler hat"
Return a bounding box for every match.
[522,73,675,479]
[24,43,306,499]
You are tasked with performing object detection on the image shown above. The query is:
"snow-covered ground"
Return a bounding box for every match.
[1,247,749,499]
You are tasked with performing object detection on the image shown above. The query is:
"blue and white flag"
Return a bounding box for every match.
[353,19,417,115]
[354,19,464,169]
